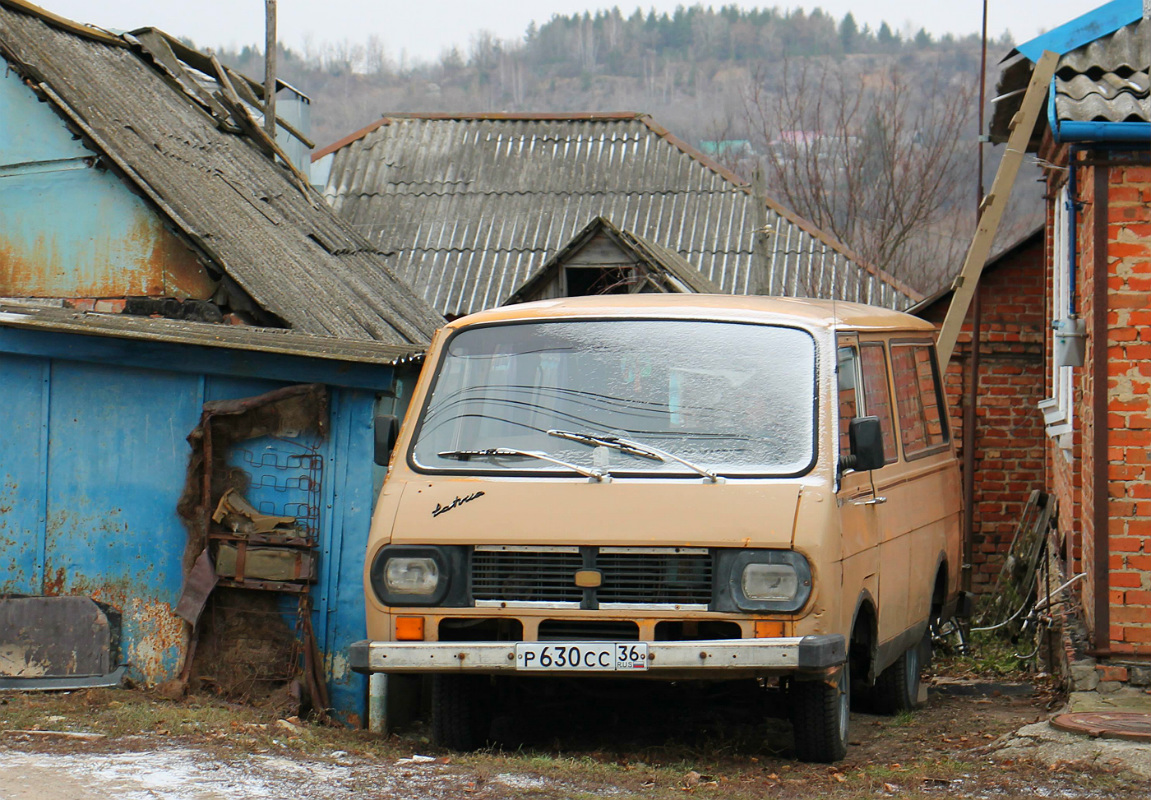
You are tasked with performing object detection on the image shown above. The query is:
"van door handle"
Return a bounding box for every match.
[854,496,887,506]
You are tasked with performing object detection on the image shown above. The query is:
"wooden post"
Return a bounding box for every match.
[264,0,277,139]
[751,165,771,296]
[936,50,1059,364]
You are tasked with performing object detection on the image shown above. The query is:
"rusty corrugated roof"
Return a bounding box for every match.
[315,113,921,317]
[0,0,443,344]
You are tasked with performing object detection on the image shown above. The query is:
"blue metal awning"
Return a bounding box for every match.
[1013,0,1142,61]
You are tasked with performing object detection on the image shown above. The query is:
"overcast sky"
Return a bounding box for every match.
[47,1,1104,64]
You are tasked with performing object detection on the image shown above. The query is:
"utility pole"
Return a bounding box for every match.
[264,0,277,139]
[961,0,989,602]
[751,165,771,296]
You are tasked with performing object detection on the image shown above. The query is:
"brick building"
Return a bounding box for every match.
[990,2,1151,682]
[913,229,1048,593]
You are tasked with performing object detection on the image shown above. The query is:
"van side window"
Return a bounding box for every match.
[890,342,949,457]
[859,343,897,462]
[836,345,859,456]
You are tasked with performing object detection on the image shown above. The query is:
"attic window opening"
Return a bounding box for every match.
[564,266,637,297]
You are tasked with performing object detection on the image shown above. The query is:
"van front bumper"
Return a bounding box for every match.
[349,634,845,675]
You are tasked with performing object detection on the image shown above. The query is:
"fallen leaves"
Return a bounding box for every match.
[680,770,719,791]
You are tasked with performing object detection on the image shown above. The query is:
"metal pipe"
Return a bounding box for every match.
[1067,146,1080,316]
[961,0,989,597]
[264,0,277,139]
[1055,120,1151,144]
[1091,163,1110,657]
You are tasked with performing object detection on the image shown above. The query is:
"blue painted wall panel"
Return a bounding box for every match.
[0,68,93,165]
[0,354,48,595]
[0,327,399,391]
[322,388,377,725]
[0,332,392,721]
[43,361,205,683]
[0,68,213,299]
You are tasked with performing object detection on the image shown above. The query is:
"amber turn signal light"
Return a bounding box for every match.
[754,620,785,638]
[395,616,426,641]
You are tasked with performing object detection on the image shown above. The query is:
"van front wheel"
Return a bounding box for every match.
[431,674,490,751]
[789,662,850,763]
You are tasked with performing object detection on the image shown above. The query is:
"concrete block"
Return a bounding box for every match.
[1071,660,1100,691]
[1129,666,1151,687]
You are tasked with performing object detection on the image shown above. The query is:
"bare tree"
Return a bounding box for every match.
[744,59,976,289]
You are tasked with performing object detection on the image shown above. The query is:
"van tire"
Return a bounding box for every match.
[790,661,850,763]
[431,675,489,750]
[872,637,922,714]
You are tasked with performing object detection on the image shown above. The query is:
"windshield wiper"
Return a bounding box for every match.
[547,430,720,483]
[437,447,607,481]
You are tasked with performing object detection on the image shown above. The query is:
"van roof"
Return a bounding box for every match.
[450,294,937,334]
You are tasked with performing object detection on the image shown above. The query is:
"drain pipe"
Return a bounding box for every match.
[961,0,989,597]
[1091,163,1110,657]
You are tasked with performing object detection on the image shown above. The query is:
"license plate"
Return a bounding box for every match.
[515,642,648,672]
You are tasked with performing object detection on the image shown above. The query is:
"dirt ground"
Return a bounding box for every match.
[1,671,1147,800]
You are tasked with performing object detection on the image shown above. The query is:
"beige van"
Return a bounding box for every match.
[352,295,963,762]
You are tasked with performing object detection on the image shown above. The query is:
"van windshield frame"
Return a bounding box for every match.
[408,317,820,479]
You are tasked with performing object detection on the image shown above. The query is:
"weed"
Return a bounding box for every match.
[891,710,916,727]
[932,629,1032,680]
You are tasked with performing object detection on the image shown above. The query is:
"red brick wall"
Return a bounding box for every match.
[918,237,1047,592]
[1083,161,1151,655]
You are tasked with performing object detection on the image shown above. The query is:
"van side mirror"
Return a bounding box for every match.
[374,414,400,466]
[845,416,885,472]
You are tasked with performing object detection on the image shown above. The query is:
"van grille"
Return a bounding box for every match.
[470,547,713,607]
[598,551,713,605]
[472,549,584,604]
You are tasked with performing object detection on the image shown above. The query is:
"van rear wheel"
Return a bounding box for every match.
[431,674,490,750]
[789,661,850,763]
[872,636,923,714]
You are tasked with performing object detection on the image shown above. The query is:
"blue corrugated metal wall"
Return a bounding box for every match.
[0,332,390,723]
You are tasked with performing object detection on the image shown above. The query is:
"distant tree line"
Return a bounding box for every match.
[524,5,969,71]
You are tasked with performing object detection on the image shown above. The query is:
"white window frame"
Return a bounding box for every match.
[1038,184,1075,455]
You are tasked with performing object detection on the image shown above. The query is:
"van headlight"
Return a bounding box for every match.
[386,557,439,595]
[370,546,458,606]
[728,550,812,612]
[741,563,800,601]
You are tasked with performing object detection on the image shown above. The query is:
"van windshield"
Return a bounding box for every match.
[410,319,817,477]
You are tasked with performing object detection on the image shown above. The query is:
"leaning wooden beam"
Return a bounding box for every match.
[936,50,1059,364]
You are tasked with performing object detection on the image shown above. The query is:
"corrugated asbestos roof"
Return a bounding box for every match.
[1054,17,1150,123]
[315,113,921,317]
[0,0,443,344]
[990,15,1150,143]
[0,302,425,365]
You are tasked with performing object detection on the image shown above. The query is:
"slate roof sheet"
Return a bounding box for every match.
[990,15,1150,144]
[0,0,443,344]
[1054,17,1150,124]
[316,113,921,317]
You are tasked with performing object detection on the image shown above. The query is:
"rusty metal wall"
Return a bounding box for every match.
[0,69,215,301]
[0,332,390,723]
